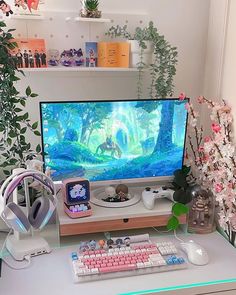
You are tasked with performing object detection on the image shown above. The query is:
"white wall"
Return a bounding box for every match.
[221,0,236,130]
[10,0,210,142]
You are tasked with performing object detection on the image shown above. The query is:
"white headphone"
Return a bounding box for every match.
[0,169,56,233]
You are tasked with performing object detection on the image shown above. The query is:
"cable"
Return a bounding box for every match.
[173,230,185,243]
[152,226,172,234]
[152,227,185,243]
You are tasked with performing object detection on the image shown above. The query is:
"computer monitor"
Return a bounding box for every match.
[40,98,188,186]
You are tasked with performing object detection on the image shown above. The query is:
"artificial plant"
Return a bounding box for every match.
[167,165,192,230]
[106,21,178,99]
[0,21,41,177]
[80,0,101,18]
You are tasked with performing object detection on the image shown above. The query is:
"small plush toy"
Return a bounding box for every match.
[0,0,13,16]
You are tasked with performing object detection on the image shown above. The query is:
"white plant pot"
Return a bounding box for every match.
[128,40,153,68]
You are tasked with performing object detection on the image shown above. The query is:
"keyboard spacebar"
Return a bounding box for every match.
[99,264,137,273]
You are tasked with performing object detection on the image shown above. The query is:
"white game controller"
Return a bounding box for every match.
[142,186,175,210]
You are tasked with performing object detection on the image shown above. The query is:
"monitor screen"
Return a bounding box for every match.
[40,99,188,184]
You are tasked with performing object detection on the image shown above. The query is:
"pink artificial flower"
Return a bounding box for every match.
[211,123,221,133]
[185,102,190,111]
[179,92,186,101]
[215,183,223,193]
[198,146,204,152]
[204,136,212,143]
[197,96,204,104]
[228,183,233,189]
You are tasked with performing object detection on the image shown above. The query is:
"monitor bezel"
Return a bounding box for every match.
[39,98,189,187]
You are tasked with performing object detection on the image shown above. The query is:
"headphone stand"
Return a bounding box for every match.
[6,234,51,261]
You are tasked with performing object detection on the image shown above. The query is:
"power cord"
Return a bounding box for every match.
[152,227,185,243]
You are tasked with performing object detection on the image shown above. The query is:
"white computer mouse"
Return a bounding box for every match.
[180,240,209,266]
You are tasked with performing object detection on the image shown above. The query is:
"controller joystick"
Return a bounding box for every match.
[142,186,174,210]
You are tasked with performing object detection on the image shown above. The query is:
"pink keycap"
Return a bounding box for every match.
[113,262,118,266]
[99,264,137,273]
[118,261,125,265]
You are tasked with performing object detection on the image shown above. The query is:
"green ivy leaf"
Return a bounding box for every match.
[167,216,179,230]
[172,203,189,217]
[25,86,31,96]
[36,144,41,153]
[20,127,27,134]
[3,170,11,176]
[14,108,22,113]
[32,122,38,129]
[8,130,17,138]
[34,130,41,136]
[30,93,38,98]
[182,165,191,176]
[20,100,26,107]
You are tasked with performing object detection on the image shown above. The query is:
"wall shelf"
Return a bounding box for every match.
[11,14,45,20]
[74,17,111,23]
[22,67,138,72]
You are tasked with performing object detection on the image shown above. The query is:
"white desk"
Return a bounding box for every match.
[1,230,236,295]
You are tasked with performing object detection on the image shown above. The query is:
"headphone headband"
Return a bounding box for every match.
[0,169,56,208]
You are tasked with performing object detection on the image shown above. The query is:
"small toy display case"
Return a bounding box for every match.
[62,177,92,219]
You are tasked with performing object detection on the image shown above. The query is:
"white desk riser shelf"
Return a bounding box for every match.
[1,230,236,295]
[58,187,186,236]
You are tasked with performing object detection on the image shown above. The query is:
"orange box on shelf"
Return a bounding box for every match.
[98,42,130,68]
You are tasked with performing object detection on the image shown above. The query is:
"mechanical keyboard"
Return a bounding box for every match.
[71,240,187,283]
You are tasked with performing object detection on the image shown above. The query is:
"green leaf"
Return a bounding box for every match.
[25,86,31,96]
[32,122,38,129]
[14,108,22,113]
[30,93,38,98]
[8,130,17,138]
[34,130,41,136]
[20,127,27,134]
[7,138,12,145]
[20,100,26,107]
[182,165,191,176]
[23,112,29,120]
[36,144,41,153]
[167,216,179,230]
[3,170,11,176]
[172,203,189,217]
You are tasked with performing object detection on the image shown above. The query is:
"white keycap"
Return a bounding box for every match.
[91,268,99,273]
[95,254,101,257]
[137,262,144,268]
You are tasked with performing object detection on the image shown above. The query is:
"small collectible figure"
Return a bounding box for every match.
[107,239,114,249]
[115,238,123,248]
[89,240,96,251]
[79,241,89,252]
[74,48,84,66]
[98,239,106,249]
[88,48,96,67]
[124,237,131,247]
[48,49,60,67]
[192,193,209,226]
[105,186,116,198]
[116,184,129,202]
[0,0,13,17]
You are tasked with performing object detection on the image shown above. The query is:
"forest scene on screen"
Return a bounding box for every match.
[41,100,188,181]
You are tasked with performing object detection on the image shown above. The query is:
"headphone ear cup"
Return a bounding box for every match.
[2,203,30,233]
[28,197,52,230]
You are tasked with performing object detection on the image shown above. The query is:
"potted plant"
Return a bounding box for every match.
[80,0,101,18]
[0,21,41,177]
[106,21,178,99]
[167,166,193,230]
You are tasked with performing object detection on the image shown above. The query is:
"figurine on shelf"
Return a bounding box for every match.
[60,50,73,67]
[192,194,209,226]
[48,49,60,67]
[98,239,106,249]
[0,1,13,17]
[188,188,215,234]
[124,237,131,247]
[89,240,96,250]
[74,48,84,67]
[115,184,129,202]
